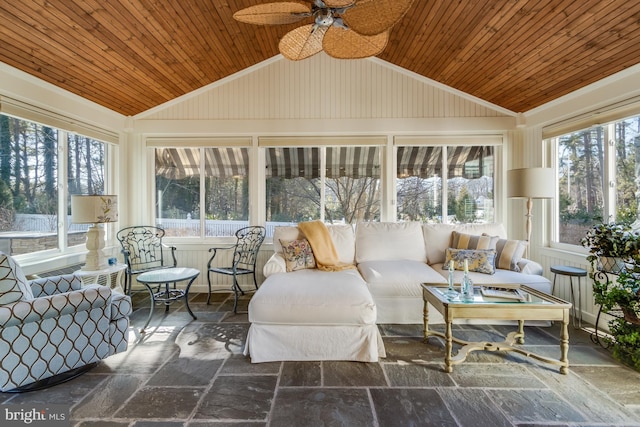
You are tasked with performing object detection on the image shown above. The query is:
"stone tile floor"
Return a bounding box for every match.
[2,291,640,426]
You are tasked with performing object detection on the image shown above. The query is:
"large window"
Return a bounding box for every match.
[265,146,381,232]
[155,147,250,237]
[555,114,640,246]
[0,114,108,256]
[396,145,494,223]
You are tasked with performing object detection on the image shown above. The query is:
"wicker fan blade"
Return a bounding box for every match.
[233,2,310,25]
[279,24,327,60]
[323,26,388,59]
[323,0,355,7]
[343,0,414,36]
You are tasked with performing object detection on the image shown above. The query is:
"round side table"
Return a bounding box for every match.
[550,265,587,328]
[75,263,127,294]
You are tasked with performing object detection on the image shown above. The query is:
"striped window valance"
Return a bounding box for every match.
[156,144,493,180]
[397,146,493,178]
[265,147,381,179]
[155,147,249,179]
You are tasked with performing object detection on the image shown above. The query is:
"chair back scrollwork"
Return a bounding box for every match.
[116,226,177,294]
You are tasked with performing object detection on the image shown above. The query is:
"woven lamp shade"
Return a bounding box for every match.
[323,27,389,59]
[233,2,309,26]
[343,0,415,36]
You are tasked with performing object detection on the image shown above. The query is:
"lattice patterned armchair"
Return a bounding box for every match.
[0,252,131,392]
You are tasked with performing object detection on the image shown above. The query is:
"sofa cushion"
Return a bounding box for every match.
[451,231,498,250]
[494,238,528,272]
[423,223,507,265]
[359,260,446,297]
[0,252,34,305]
[356,222,426,263]
[444,248,496,274]
[280,239,316,271]
[430,262,552,293]
[249,269,375,325]
[273,224,355,265]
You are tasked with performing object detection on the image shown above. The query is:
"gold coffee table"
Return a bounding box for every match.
[422,284,572,374]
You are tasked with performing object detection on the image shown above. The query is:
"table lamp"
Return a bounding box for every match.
[507,168,554,256]
[71,194,118,271]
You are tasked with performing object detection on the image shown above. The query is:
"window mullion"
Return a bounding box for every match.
[604,124,617,222]
[58,131,67,250]
[320,147,326,222]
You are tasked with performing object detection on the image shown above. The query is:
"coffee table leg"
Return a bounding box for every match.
[444,320,453,373]
[517,320,525,344]
[423,300,429,342]
[560,316,570,374]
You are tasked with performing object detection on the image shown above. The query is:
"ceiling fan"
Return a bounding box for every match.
[233,0,414,61]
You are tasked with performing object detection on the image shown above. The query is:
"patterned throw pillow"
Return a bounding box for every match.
[444,248,497,274]
[0,251,34,305]
[451,231,498,250]
[280,239,316,272]
[494,238,528,272]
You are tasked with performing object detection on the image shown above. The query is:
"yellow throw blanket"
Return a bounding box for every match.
[298,220,356,272]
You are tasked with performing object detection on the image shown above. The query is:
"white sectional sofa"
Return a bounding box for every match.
[244,222,552,363]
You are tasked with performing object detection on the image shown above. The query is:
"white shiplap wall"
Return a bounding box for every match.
[139,54,511,121]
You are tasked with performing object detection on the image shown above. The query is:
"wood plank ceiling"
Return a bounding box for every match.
[1,0,639,117]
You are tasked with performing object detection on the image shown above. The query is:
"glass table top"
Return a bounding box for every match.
[428,285,557,306]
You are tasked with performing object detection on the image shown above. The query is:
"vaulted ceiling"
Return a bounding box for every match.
[1,1,639,117]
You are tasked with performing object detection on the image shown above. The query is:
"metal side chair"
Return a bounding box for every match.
[116,226,177,295]
[207,226,266,313]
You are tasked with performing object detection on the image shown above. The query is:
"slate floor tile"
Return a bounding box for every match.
[147,357,223,387]
[381,336,446,363]
[6,372,106,406]
[271,388,373,427]
[280,361,322,387]
[219,354,280,375]
[383,363,456,387]
[529,365,640,425]
[75,421,131,427]
[115,387,204,420]
[323,361,388,387]
[570,365,640,406]
[449,363,547,388]
[486,389,587,423]
[193,376,277,421]
[370,388,458,427]
[437,388,513,427]
[72,374,147,419]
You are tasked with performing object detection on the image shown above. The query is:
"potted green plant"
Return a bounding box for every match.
[608,317,640,371]
[594,269,640,320]
[581,222,639,273]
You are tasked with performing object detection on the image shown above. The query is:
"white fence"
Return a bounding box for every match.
[13,214,294,237]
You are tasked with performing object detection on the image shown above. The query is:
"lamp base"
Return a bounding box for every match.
[82,224,107,271]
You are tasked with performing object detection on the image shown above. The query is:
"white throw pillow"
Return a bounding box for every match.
[355,222,426,263]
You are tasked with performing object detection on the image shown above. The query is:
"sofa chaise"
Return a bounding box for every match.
[244,222,551,363]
